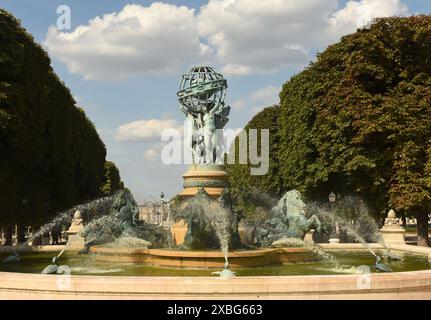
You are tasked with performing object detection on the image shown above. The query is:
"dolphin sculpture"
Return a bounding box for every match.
[41,248,68,274]
[3,252,20,263]
[374,256,392,272]
[382,249,401,261]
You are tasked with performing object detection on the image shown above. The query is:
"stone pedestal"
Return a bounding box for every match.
[380,228,405,245]
[304,229,315,244]
[66,211,85,251]
[238,222,253,245]
[179,164,229,197]
[170,220,188,245]
[380,209,405,246]
[175,164,239,249]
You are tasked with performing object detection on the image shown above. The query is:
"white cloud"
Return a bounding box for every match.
[329,0,408,30]
[232,85,280,114]
[199,0,408,76]
[144,148,159,161]
[44,0,410,80]
[198,0,336,75]
[44,3,208,80]
[221,64,251,76]
[250,86,280,104]
[232,99,245,110]
[250,86,280,114]
[115,118,181,141]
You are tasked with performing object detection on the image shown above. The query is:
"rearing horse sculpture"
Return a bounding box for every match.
[256,190,321,246]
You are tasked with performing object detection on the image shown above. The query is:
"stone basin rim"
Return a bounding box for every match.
[1,269,431,299]
[89,246,309,257]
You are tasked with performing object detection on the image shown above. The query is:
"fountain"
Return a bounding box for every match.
[16,68,402,273]
[85,67,325,271]
[1,66,431,299]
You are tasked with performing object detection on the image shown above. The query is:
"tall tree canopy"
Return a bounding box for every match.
[101,161,124,196]
[228,15,431,246]
[0,10,121,227]
[226,105,281,219]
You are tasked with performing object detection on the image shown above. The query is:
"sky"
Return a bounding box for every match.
[0,0,429,202]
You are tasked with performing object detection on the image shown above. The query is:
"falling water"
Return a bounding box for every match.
[1,193,115,264]
[272,237,340,268]
[307,198,385,259]
[208,205,231,260]
[26,194,115,246]
[77,214,119,242]
[175,190,238,276]
[104,236,152,249]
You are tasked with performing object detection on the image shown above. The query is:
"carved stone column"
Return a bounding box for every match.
[304,229,315,244]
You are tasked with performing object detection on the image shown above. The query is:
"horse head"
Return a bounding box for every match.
[282,190,306,217]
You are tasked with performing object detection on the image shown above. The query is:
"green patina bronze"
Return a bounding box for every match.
[173,188,243,250]
[256,190,322,247]
[177,66,230,164]
[80,189,172,252]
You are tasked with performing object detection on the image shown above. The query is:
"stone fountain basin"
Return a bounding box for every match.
[0,243,430,299]
[89,246,317,268]
[0,269,431,299]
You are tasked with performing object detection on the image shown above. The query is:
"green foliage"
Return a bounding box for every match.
[0,10,122,225]
[226,106,281,219]
[101,161,124,196]
[228,16,431,231]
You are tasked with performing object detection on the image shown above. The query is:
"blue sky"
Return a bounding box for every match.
[0,0,429,202]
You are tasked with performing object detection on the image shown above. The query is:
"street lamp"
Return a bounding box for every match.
[328,192,340,244]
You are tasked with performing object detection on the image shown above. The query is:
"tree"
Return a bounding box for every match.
[226,105,281,220]
[0,9,118,229]
[228,16,431,246]
[101,161,124,196]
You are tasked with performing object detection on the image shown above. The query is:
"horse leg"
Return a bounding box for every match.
[308,215,321,233]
